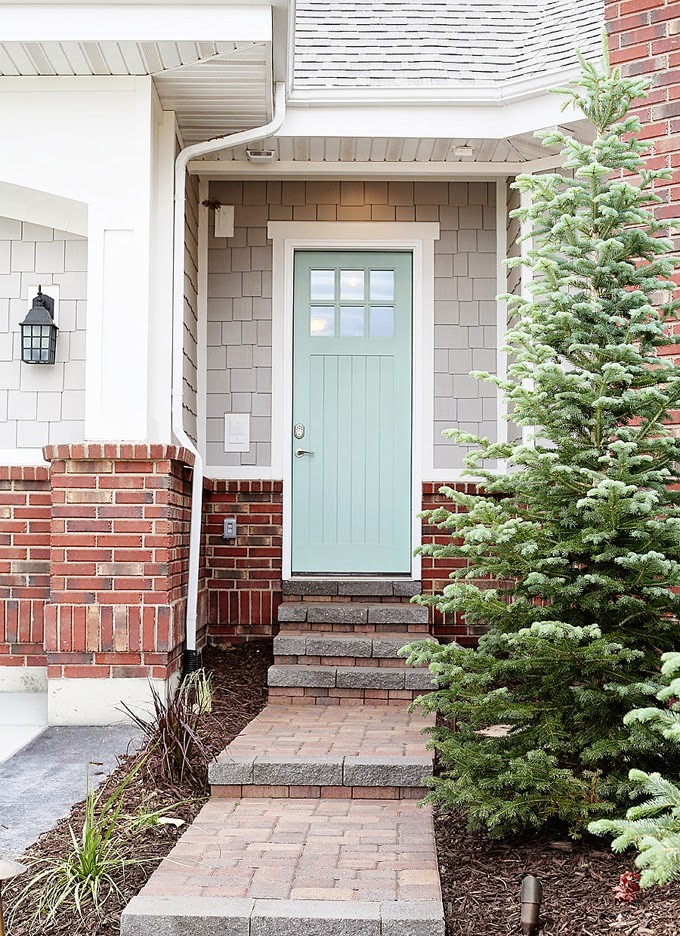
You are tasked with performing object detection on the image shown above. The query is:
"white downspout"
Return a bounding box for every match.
[172,82,286,670]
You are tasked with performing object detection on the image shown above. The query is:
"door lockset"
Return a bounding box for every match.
[295,449,314,457]
[294,423,305,439]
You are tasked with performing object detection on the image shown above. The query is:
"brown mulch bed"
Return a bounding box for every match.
[436,810,680,935]
[4,640,273,936]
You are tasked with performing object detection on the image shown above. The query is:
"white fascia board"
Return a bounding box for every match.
[1,4,272,42]
[279,93,578,142]
[188,156,565,179]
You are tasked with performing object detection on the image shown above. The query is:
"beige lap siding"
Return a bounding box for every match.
[205,180,498,470]
[183,173,200,444]
[0,218,87,450]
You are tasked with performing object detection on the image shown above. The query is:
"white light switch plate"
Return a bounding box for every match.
[224,413,250,452]
[215,205,235,238]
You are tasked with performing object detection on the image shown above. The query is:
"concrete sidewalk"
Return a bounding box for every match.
[0,723,141,858]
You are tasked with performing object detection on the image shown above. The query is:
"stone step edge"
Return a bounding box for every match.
[278,603,429,625]
[268,665,436,691]
[208,753,433,787]
[121,895,444,936]
[273,632,436,660]
[211,783,428,800]
[283,579,423,597]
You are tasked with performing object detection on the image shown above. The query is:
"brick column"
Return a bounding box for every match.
[0,466,51,689]
[43,443,200,724]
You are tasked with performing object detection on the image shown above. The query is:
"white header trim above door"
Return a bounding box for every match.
[267,220,439,580]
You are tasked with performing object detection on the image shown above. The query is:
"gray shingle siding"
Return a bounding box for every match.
[294,0,603,89]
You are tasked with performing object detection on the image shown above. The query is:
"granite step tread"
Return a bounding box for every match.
[282,579,422,597]
[273,631,436,660]
[268,664,436,692]
[278,602,429,626]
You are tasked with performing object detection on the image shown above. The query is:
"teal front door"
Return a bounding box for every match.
[292,250,413,574]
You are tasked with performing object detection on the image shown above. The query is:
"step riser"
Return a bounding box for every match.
[278,621,430,634]
[278,602,430,628]
[212,784,427,799]
[274,655,412,667]
[282,580,422,598]
[268,687,424,706]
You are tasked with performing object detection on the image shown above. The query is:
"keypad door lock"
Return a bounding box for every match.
[294,423,305,439]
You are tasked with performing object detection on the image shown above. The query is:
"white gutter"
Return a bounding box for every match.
[172,81,286,665]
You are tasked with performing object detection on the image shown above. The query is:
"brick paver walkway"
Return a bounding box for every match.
[122,594,445,935]
[218,705,435,759]
[139,798,441,903]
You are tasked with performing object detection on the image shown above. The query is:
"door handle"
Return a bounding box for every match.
[295,449,314,457]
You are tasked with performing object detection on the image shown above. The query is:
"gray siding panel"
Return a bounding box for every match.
[206,181,497,470]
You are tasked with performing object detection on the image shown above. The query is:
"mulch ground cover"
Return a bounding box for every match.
[4,640,273,936]
[5,640,679,935]
[436,810,680,935]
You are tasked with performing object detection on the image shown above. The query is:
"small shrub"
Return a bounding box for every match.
[123,678,212,786]
[184,667,214,715]
[589,652,680,887]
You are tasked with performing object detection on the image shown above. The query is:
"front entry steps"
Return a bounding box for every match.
[121,580,445,936]
[270,600,435,706]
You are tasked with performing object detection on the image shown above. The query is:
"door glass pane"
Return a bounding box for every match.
[370,270,394,301]
[340,306,364,337]
[370,306,394,337]
[340,270,365,301]
[310,269,335,300]
[310,306,335,336]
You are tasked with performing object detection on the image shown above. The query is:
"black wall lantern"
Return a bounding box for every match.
[20,286,58,364]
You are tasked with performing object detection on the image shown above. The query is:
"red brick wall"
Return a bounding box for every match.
[203,480,283,641]
[606,0,679,264]
[0,466,51,671]
[43,444,197,681]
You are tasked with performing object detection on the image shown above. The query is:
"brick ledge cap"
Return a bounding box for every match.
[42,443,195,466]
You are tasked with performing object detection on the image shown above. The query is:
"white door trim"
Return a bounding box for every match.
[268,220,439,581]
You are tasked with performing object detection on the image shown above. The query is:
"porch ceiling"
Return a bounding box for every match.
[202,131,561,164]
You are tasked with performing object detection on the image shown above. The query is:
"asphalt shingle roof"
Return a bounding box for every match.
[294,0,604,90]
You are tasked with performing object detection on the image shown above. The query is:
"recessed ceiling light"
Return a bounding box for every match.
[453,145,475,158]
[246,148,277,163]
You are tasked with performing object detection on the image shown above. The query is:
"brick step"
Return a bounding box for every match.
[121,798,444,936]
[209,704,434,797]
[273,631,436,668]
[278,602,429,629]
[283,579,422,598]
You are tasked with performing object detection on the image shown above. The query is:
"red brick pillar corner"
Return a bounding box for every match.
[42,443,199,724]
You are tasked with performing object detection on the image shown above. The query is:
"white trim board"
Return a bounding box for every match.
[267,221,439,581]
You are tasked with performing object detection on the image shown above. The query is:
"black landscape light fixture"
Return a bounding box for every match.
[0,858,26,936]
[520,874,543,934]
[20,286,58,364]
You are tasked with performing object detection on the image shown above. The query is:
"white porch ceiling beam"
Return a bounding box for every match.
[279,94,579,143]
[0,4,272,43]
[188,156,564,179]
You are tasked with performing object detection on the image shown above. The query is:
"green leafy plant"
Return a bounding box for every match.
[9,762,152,925]
[123,678,212,786]
[589,652,680,887]
[405,45,680,837]
[184,667,214,715]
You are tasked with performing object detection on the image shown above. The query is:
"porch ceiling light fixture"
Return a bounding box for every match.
[246,148,277,163]
[0,858,26,936]
[452,145,475,158]
[20,286,58,364]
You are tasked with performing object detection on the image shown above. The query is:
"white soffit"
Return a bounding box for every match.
[0,5,273,145]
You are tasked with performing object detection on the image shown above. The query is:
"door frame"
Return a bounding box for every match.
[268,221,440,581]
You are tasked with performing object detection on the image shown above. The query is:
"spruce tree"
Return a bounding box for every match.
[405,48,680,837]
[590,652,680,887]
